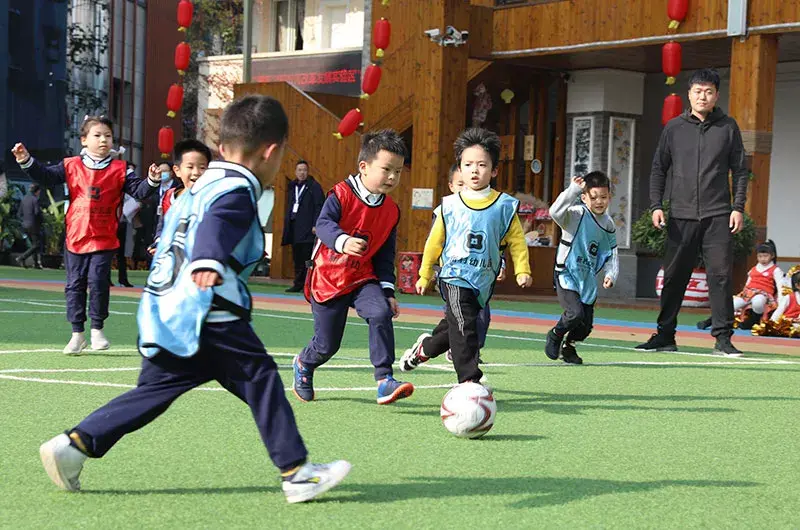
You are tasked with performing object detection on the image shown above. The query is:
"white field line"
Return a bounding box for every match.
[0,299,787,363]
[0,373,454,393]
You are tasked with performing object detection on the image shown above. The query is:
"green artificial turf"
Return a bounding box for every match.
[1,284,799,528]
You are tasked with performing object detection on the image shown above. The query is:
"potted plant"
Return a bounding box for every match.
[631,202,756,306]
[0,192,23,265]
[41,190,66,269]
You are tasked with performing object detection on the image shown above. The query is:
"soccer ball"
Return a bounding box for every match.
[440,382,496,439]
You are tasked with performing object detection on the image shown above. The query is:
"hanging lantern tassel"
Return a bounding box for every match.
[661,93,683,126]
[373,18,391,58]
[667,0,688,29]
[333,108,363,139]
[175,42,192,75]
[662,41,682,85]
[381,0,390,5]
[166,84,184,118]
[177,0,194,32]
[500,88,515,104]
[360,64,382,99]
[158,126,175,159]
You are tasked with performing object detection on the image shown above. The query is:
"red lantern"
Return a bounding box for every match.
[667,0,688,29]
[158,126,175,158]
[373,18,391,58]
[333,108,363,139]
[175,42,191,75]
[166,84,184,118]
[177,0,194,32]
[662,94,683,126]
[360,64,382,99]
[662,41,682,85]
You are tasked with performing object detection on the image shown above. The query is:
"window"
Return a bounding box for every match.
[322,4,347,49]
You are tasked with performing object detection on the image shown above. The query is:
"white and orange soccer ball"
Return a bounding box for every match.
[440,382,496,439]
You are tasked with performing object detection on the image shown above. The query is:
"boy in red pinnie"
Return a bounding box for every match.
[292,130,414,405]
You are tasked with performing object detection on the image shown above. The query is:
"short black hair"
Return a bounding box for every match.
[756,239,777,259]
[583,171,610,191]
[688,68,721,91]
[454,128,501,169]
[219,95,288,155]
[357,129,408,164]
[792,270,800,290]
[447,162,460,183]
[80,115,115,137]
[30,183,40,194]
[296,159,309,167]
[174,139,212,165]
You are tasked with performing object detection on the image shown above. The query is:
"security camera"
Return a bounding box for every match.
[460,30,469,42]
[445,25,458,37]
[424,28,441,40]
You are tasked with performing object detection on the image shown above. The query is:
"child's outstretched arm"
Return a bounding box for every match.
[501,216,532,287]
[189,189,255,289]
[549,178,584,230]
[124,163,161,200]
[770,293,791,322]
[13,143,66,187]
[416,214,446,294]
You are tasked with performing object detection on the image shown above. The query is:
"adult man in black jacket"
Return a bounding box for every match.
[282,160,324,292]
[637,69,749,356]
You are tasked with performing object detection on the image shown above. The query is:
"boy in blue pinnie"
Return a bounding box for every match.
[38,95,351,504]
[545,171,618,364]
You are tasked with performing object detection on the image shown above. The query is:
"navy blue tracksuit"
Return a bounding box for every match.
[69,165,308,472]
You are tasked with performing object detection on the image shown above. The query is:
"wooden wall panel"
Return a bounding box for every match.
[729,34,779,237]
[486,0,798,56]
[233,82,362,278]
[305,92,359,119]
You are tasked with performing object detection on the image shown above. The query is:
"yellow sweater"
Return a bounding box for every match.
[418,189,531,285]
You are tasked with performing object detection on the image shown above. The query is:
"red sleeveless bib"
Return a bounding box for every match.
[64,157,127,253]
[305,180,399,303]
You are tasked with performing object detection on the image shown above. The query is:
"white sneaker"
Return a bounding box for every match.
[39,434,88,491]
[91,329,110,351]
[63,333,87,355]
[282,460,352,504]
[399,333,431,372]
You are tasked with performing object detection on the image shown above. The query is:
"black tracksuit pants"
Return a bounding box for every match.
[657,215,734,338]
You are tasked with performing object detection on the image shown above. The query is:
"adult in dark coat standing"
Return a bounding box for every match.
[16,183,44,268]
[281,160,324,292]
[636,68,749,356]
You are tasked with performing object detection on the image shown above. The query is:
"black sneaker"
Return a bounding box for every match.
[561,341,583,364]
[545,329,562,360]
[712,336,743,357]
[635,333,678,352]
[696,317,712,330]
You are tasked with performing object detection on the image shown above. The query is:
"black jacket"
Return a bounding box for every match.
[281,176,325,245]
[649,107,749,220]
[20,193,42,231]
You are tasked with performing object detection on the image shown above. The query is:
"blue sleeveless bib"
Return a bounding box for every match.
[438,191,518,307]
[557,205,616,304]
[137,167,264,358]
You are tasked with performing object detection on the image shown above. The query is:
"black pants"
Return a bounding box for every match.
[554,280,595,342]
[291,242,314,289]
[658,216,734,338]
[73,320,308,471]
[18,226,43,265]
[423,304,491,358]
[440,281,482,384]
